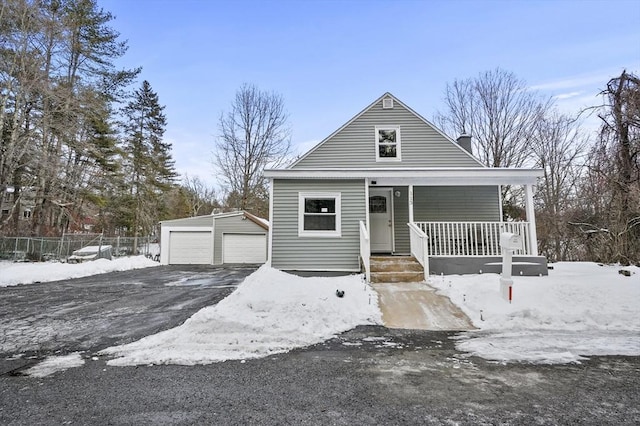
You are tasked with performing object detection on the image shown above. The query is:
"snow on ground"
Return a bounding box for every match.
[24,352,85,377]
[0,256,159,287]
[102,266,382,366]
[429,262,640,364]
[4,256,638,367]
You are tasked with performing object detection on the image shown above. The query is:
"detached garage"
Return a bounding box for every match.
[160,211,268,265]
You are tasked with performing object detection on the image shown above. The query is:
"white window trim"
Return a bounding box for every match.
[375,126,402,162]
[298,192,342,238]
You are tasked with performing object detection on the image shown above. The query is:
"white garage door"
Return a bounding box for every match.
[169,231,212,264]
[223,234,267,264]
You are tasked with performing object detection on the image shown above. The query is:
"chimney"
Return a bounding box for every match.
[456,134,472,154]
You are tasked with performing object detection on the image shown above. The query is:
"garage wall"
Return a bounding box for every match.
[161,215,214,227]
[213,214,267,264]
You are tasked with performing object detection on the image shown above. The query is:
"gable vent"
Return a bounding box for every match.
[382,97,394,109]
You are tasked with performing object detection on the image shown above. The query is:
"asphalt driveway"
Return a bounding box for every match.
[1,266,639,425]
[1,326,638,425]
[0,265,257,373]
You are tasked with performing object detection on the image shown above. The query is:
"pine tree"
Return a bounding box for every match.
[0,0,139,236]
[121,80,176,251]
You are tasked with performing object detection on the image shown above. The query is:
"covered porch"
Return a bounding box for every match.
[358,168,545,281]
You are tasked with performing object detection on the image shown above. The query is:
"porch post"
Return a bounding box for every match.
[408,184,414,223]
[267,178,274,265]
[364,178,370,230]
[524,184,538,256]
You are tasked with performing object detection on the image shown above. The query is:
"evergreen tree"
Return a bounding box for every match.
[0,0,139,236]
[121,80,176,251]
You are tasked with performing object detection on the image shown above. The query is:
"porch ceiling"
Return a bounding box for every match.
[264,168,543,186]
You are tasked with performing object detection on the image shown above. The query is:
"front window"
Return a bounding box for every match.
[298,192,341,237]
[375,126,401,161]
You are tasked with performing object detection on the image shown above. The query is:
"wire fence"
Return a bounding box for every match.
[0,234,159,262]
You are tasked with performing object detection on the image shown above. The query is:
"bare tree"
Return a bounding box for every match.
[435,68,553,220]
[530,111,589,261]
[436,68,552,168]
[573,70,640,264]
[215,84,290,216]
[182,174,218,216]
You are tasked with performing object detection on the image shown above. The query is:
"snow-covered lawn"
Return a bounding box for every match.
[2,257,638,369]
[430,262,640,363]
[102,266,381,365]
[0,256,159,287]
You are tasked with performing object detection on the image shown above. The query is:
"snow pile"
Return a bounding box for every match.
[430,262,640,363]
[142,243,160,257]
[102,266,381,365]
[0,256,159,287]
[24,353,85,377]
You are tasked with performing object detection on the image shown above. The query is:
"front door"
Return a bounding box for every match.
[369,188,393,252]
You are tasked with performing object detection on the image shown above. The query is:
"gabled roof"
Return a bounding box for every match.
[289,92,484,169]
[160,210,269,229]
[243,211,269,230]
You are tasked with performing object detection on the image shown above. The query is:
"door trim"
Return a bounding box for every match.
[369,187,395,253]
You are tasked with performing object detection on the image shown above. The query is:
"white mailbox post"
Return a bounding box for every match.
[500,232,523,303]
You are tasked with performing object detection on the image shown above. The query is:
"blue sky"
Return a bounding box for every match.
[102,0,640,185]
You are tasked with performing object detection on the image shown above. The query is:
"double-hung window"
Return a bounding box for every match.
[375,126,401,161]
[298,192,341,237]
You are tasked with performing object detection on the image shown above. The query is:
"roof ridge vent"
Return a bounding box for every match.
[382,97,394,109]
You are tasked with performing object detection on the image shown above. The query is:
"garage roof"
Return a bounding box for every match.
[160,210,269,230]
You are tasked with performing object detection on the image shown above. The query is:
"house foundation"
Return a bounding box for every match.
[428,256,548,276]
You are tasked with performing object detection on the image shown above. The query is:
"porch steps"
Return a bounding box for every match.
[370,256,424,283]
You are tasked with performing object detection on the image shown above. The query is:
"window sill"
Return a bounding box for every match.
[298,231,342,238]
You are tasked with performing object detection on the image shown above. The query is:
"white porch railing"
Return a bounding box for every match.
[359,220,371,282]
[413,221,532,256]
[408,222,430,281]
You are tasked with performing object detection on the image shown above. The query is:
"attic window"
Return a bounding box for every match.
[375,126,401,162]
[382,98,394,109]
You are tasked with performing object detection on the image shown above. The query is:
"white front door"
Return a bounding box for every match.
[369,188,393,252]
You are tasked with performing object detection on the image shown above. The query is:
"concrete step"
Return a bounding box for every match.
[370,256,423,273]
[369,256,425,282]
[370,271,424,283]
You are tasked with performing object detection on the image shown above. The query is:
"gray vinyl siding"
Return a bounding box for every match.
[391,186,410,254]
[271,179,366,271]
[161,215,213,227]
[293,98,481,169]
[413,186,501,221]
[213,215,267,265]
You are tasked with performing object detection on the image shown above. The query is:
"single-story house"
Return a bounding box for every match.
[159,210,269,265]
[264,93,547,281]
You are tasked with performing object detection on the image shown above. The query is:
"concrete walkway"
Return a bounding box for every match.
[372,282,475,330]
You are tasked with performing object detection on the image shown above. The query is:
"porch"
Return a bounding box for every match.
[360,219,547,282]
